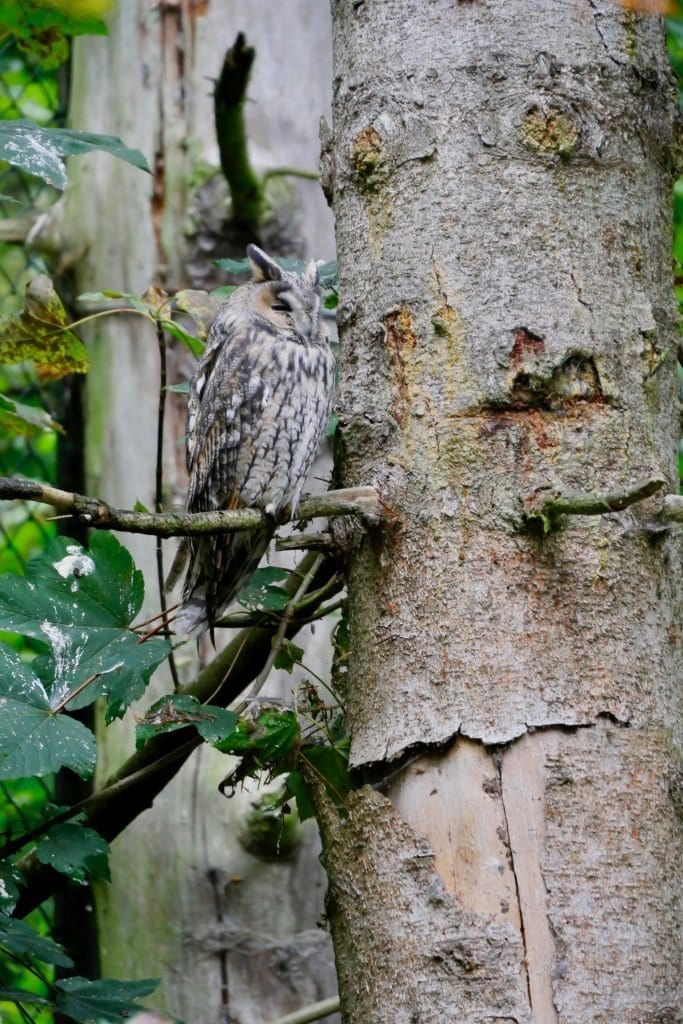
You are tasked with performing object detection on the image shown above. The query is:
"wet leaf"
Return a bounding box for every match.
[0,861,24,914]
[0,645,96,779]
[0,533,170,723]
[35,822,110,884]
[55,976,158,1024]
[0,913,74,968]
[0,120,149,189]
[237,566,290,612]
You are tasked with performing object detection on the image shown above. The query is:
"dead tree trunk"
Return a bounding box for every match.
[63,3,339,1021]
[324,2,682,1021]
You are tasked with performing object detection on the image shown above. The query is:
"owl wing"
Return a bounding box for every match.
[178,325,275,635]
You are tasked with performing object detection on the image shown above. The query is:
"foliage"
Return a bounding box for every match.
[0,515,348,1022]
[0,119,150,191]
[0,1,111,70]
[0,274,88,382]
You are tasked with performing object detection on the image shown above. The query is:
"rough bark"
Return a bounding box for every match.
[327,1,682,1021]
[63,2,339,1021]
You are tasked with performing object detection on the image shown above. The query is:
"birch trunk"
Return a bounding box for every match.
[326,2,682,1021]
[63,3,338,1021]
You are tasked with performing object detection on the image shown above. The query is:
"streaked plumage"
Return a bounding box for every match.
[174,244,335,637]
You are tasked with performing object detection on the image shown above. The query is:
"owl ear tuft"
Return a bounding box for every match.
[305,259,319,287]
[247,244,282,282]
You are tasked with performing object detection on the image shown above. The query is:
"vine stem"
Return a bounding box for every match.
[155,320,181,691]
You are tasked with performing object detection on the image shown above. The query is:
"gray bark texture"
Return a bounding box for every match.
[326,1,682,1022]
[63,3,339,1022]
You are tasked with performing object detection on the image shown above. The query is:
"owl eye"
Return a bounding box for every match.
[271,297,291,313]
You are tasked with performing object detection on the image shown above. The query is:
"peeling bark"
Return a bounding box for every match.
[327,1,682,1021]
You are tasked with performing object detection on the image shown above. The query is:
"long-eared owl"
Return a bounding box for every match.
[174,244,335,637]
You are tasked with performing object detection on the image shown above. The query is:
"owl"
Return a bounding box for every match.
[173,244,336,637]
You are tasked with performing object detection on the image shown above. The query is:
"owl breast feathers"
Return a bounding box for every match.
[173,244,336,637]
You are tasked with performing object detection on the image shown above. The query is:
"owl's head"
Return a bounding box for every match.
[246,243,321,344]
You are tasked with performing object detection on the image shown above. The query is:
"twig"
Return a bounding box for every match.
[235,554,325,713]
[275,531,333,552]
[261,167,321,184]
[522,475,667,535]
[0,477,381,536]
[155,321,181,691]
[263,996,340,1024]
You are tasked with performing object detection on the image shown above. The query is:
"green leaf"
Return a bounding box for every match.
[163,381,190,394]
[0,645,96,779]
[273,639,304,673]
[0,912,74,968]
[159,319,204,358]
[284,770,314,822]
[0,120,149,190]
[213,257,251,275]
[135,695,238,749]
[133,499,150,513]
[0,988,52,1007]
[35,822,110,885]
[0,2,109,71]
[303,741,352,817]
[215,709,300,794]
[0,394,62,437]
[0,533,171,722]
[0,275,88,381]
[0,861,24,914]
[55,976,159,1024]
[237,566,291,612]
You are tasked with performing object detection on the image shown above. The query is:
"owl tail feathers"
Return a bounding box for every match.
[172,596,210,638]
[173,525,276,641]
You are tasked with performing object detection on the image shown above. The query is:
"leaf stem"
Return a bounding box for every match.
[51,673,100,715]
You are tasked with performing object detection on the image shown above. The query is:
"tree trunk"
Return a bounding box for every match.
[326,2,682,1021]
[63,3,339,1021]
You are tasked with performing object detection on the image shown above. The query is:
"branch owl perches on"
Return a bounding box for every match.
[173,244,336,638]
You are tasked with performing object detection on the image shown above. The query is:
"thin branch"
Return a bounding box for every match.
[0,477,381,536]
[261,167,321,184]
[236,554,325,712]
[264,996,340,1024]
[275,531,333,552]
[154,321,181,691]
[522,475,667,535]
